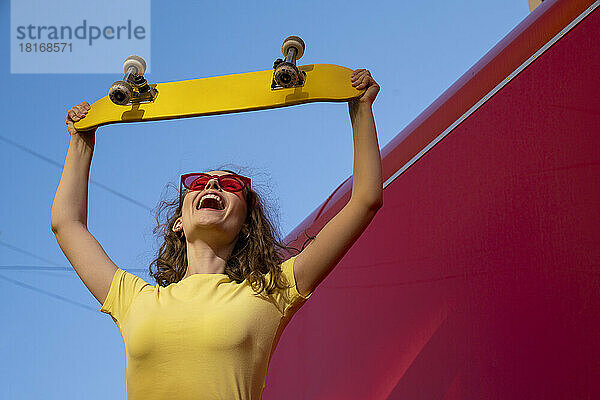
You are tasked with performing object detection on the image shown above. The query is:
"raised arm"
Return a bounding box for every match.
[293,69,383,296]
[51,102,118,305]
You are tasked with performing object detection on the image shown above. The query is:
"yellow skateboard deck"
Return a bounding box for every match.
[528,0,543,12]
[74,63,364,131]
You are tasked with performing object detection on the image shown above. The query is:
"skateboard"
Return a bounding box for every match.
[74,36,365,131]
[528,0,543,12]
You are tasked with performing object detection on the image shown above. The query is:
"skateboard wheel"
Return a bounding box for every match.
[274,63,300,88]
[282,36,305,60]
[123,55,146,75]
[109,80,133,105]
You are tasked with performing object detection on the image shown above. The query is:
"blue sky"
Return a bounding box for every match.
[1,0,528,398]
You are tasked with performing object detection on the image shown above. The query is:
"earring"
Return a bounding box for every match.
[240,226,250,241]
[173,225,183,237]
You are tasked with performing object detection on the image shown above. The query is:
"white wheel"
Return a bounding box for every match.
[282,36,305,60]
[123,55,146,75]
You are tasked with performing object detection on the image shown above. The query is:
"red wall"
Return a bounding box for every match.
[265,0,600,398]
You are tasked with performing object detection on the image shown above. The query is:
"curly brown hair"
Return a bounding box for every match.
[148,165,314,295]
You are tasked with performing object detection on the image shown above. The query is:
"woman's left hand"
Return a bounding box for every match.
[351,69,380,105]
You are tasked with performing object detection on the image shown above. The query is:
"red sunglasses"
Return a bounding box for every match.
[179,172,251,208]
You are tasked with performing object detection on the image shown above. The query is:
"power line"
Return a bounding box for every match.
[0,134,153,212]
[0,264,148,273]
[0,240,63,266]
[0,272,98,312]
[0,240,149,274]
[0,262,153,313]
[0,265,70,271]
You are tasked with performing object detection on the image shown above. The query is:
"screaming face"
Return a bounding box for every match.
[173,171,249,245]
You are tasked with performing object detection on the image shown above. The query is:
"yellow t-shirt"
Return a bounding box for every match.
[100,255,312,400]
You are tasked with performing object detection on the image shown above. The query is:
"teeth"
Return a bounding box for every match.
[197,193,224,210]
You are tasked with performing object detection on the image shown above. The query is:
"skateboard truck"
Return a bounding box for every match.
[109,55,158,105]
[272,36,306,90]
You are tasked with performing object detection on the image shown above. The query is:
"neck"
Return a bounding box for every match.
[184,237,237,276]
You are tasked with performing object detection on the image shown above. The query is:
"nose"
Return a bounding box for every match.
[205,177,222,191]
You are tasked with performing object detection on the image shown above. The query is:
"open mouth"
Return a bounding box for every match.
[196,193,225,211]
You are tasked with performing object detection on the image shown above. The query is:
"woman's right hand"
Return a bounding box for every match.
[66,102,96,137]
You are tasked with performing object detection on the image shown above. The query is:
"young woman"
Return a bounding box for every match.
[51,69,382,399]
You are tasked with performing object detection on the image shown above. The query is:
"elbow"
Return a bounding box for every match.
[50,213,59,234]
[50,208,63,234]
[366,193,384,211]
[50,218,61,235]
[370,198,383,212]
[50,213,74,234]
[51,219,85,235]
[50,206,80,234]
[351,196,383,212]
[374,198,383,210]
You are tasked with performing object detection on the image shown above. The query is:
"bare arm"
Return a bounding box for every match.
[51,102,118,305]
[293,69,383,296]
[347,80,383,207]
[51,106,95,228]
